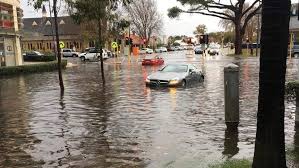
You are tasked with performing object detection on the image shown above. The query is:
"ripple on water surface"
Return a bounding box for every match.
[0,54,299,167]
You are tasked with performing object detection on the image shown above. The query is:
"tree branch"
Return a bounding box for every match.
[206,8,234,20]
[181,10,232,20]
[242,5,261,33]
[242,0,261,17]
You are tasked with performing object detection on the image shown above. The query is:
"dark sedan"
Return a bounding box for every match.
[194,46,203,54]
[146,64,204,87]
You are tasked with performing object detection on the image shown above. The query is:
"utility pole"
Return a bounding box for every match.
[48,1,56,55]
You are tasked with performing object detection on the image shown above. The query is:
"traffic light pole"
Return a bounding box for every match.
[128,24,131,62]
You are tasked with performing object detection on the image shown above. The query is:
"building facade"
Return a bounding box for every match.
[22,16,88,53]
[0,0,23,67]
[290,3,299,42]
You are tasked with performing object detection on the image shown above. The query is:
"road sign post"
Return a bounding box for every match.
[59,41,65,49]
[111,42,121,64]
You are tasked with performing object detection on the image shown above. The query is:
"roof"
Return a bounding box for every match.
[22,16,81,37]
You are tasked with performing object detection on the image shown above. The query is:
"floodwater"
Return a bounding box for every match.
[0,51,299,168]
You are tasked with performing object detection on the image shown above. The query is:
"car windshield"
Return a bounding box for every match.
[34,51,42,55]
[161,65,188,72]
[210,46,219,49]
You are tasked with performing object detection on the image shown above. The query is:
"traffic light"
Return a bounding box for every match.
[130,38,133,45]
[200,35,209,44]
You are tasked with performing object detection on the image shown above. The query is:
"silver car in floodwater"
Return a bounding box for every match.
[146,64,205,87]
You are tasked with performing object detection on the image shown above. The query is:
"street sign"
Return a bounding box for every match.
[111,42,118,49]
[59,41,65,49]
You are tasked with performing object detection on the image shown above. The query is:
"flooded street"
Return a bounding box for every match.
[1,51,299,168]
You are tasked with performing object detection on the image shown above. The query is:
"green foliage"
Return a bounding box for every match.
[0,60,67,76]
[194,24,207,35]
[168,7,182,18]
[209,159,251,168]
[28,0,48,9]
[23,55,56,62]
[286,81,299,102]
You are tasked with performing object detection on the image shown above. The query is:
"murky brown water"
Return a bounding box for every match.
[0,51,299,168]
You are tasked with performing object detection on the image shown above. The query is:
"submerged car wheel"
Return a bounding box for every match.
[80,56,86,61]
[200,75,205,82]
[181,80,186,87]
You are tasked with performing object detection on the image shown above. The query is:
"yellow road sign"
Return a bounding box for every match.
[111,42,118,49]
[59,41,65,49]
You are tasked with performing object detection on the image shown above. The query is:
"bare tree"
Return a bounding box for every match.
[219,4,259,43]
[168,0,261,55]
[30,0,64,92]
[125,0,163,46]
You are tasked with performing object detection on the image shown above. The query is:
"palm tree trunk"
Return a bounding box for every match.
[252,0,291,167]
[53,0,64,92]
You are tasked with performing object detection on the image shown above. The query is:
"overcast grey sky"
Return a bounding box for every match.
[21,0,297,37]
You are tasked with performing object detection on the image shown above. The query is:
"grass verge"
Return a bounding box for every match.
[0,60,67,76]
[209,159,251,168]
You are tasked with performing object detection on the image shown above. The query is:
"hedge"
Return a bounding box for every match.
[286,81,299,101]
[23,55,56,62]
[0,60,67,76]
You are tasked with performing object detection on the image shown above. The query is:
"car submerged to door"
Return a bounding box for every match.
[145,64,204,87]
[79,47,109,61]
[142,55,164,66]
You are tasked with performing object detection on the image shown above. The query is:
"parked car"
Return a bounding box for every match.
[142,55,164,66]
[167,46,176,51]
[79,47,109,61]
[208,45,220,55]
[139,48,154,54]
[62,48,80,57]
[292,45,299,57]
[155,47,168,53]
[23,51,44,61]
[174,46,183,51]
[145,64,204,87]
[194,46,203,54]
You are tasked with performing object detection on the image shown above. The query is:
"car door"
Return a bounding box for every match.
[63,49,70,57]
[85,49,97,60]
[188,65,198,82]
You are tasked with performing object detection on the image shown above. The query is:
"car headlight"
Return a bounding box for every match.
[146,77,150,83]
[169,77,180,85]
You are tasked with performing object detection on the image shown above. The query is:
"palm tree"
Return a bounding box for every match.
[252,0,291,167]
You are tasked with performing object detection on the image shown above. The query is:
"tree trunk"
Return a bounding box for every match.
[98,19,105,84]
[53,0,64,92]
[234,23,243,55]
[252,0,291,167]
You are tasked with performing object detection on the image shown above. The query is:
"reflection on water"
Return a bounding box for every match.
[0,53,299,167]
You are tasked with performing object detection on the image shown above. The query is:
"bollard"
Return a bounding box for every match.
[224,63,239,125]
